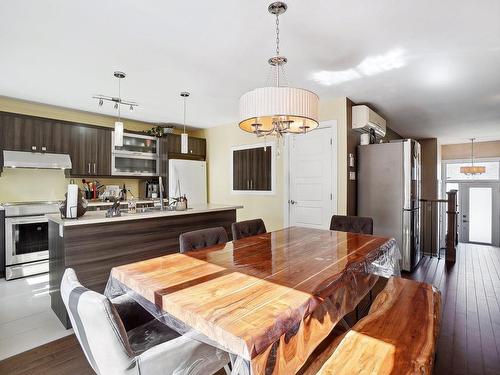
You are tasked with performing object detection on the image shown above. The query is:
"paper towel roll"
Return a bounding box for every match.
[66,184,79,219]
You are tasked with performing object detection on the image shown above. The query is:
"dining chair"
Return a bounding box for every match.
[179,227,229,253]
[231,218,267,240]
[330,215,373,235]
[60,268,230,375]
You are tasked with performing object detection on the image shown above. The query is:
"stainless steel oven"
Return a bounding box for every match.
[3,202,59,280]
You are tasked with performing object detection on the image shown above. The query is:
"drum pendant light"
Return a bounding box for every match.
[239,2,319,138]
[460,138,486,175]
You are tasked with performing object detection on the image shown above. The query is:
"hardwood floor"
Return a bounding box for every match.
[1,242,499,375]
[0,335,93,375]
[406,243,500,375]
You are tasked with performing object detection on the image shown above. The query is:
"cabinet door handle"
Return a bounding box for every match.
[93,163,96,174]
[250,180,253,190]
[88,163,91,174]
[247,180,249,189]
[31,145,37,151]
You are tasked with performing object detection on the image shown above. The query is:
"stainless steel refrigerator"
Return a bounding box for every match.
[358,139,421,271]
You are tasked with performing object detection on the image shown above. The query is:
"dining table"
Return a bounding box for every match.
[105,226,400,375]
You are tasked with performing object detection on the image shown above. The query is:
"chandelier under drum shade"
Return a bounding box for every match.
[460,138,486,175]
[238,2,319,138]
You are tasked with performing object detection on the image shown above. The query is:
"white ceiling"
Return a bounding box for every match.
[1,0,499,144]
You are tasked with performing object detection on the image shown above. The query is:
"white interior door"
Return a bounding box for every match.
[459,182,500,246]
[289,127,335,229]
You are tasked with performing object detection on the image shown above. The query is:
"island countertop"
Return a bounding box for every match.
[47,204,243,226]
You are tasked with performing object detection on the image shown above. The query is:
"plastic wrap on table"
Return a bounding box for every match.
[104,237,401,375]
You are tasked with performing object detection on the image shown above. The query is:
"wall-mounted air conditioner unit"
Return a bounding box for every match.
[352,105,386,138]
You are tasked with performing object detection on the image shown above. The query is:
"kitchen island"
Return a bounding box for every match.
[47,204,242,328]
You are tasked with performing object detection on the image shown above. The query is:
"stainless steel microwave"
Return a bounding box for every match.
[111,132,159,176]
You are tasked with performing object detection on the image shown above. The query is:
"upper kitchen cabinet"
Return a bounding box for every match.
[231,143,274,193]
[166,134,206,160]
[0,112,72,154]
[69,125,111,176]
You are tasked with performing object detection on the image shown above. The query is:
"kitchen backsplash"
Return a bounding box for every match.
[0,168,141,203]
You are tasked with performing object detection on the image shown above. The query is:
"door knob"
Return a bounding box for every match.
[289,200,297,205]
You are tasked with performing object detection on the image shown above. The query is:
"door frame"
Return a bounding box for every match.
[458,181,500,246]
[283,120,338,228]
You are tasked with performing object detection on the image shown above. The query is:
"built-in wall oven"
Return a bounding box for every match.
[3,202,59,280]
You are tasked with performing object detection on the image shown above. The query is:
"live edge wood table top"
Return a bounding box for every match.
[109,227,395,375]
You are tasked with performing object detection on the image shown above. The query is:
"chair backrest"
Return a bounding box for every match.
[330,215,373,235]
[179,227,229,253]
[231,219,267,240]
[61,268,136,375]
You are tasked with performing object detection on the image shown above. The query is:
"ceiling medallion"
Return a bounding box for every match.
[238,2,319,139]
[460,138,486,175]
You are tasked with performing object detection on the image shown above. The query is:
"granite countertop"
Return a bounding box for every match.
[47,204,243,227]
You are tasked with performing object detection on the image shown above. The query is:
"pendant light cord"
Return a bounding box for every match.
[118,77,121,121]
[275,14,280,56]
[471,138,474,167]
[183,96,187,133]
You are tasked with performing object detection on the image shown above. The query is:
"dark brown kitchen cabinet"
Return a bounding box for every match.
[188,137,206,157]
[232,146,272,191]
[165,134,206,160]
[0,111,112,176]
[69,126,111,176]
[0,112,72,154]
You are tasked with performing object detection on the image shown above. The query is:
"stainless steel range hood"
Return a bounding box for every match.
[3,150,72,170]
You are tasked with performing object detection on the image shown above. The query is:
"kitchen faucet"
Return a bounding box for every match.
[158,176,164,211]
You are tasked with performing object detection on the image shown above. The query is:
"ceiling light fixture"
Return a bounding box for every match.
[93,71,139,147]
[239,2,319,139]
[460,138,486,175]
[180,92,190,154]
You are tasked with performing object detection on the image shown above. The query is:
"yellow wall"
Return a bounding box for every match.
[0,168,141,203]
[0,96,154,202]
[196,97,348,231]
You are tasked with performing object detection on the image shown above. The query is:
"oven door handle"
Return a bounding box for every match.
[6,216,49,225]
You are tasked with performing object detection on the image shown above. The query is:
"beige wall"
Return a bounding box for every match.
[419,138,440,254]
[0,168,142,203]
[196,97,349,231]
[441,140,500,160]
[420,138,439,200]
[0,96,154,203]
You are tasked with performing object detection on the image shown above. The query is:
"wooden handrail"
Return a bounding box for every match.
[420,198,448,203]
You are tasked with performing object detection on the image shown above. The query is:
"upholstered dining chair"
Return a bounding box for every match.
[179,227,229,253]
[61,268,230,375]
[330,215,374,235]
[231,218,267,240]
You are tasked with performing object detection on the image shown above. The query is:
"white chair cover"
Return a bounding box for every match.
[61,268,229,375]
